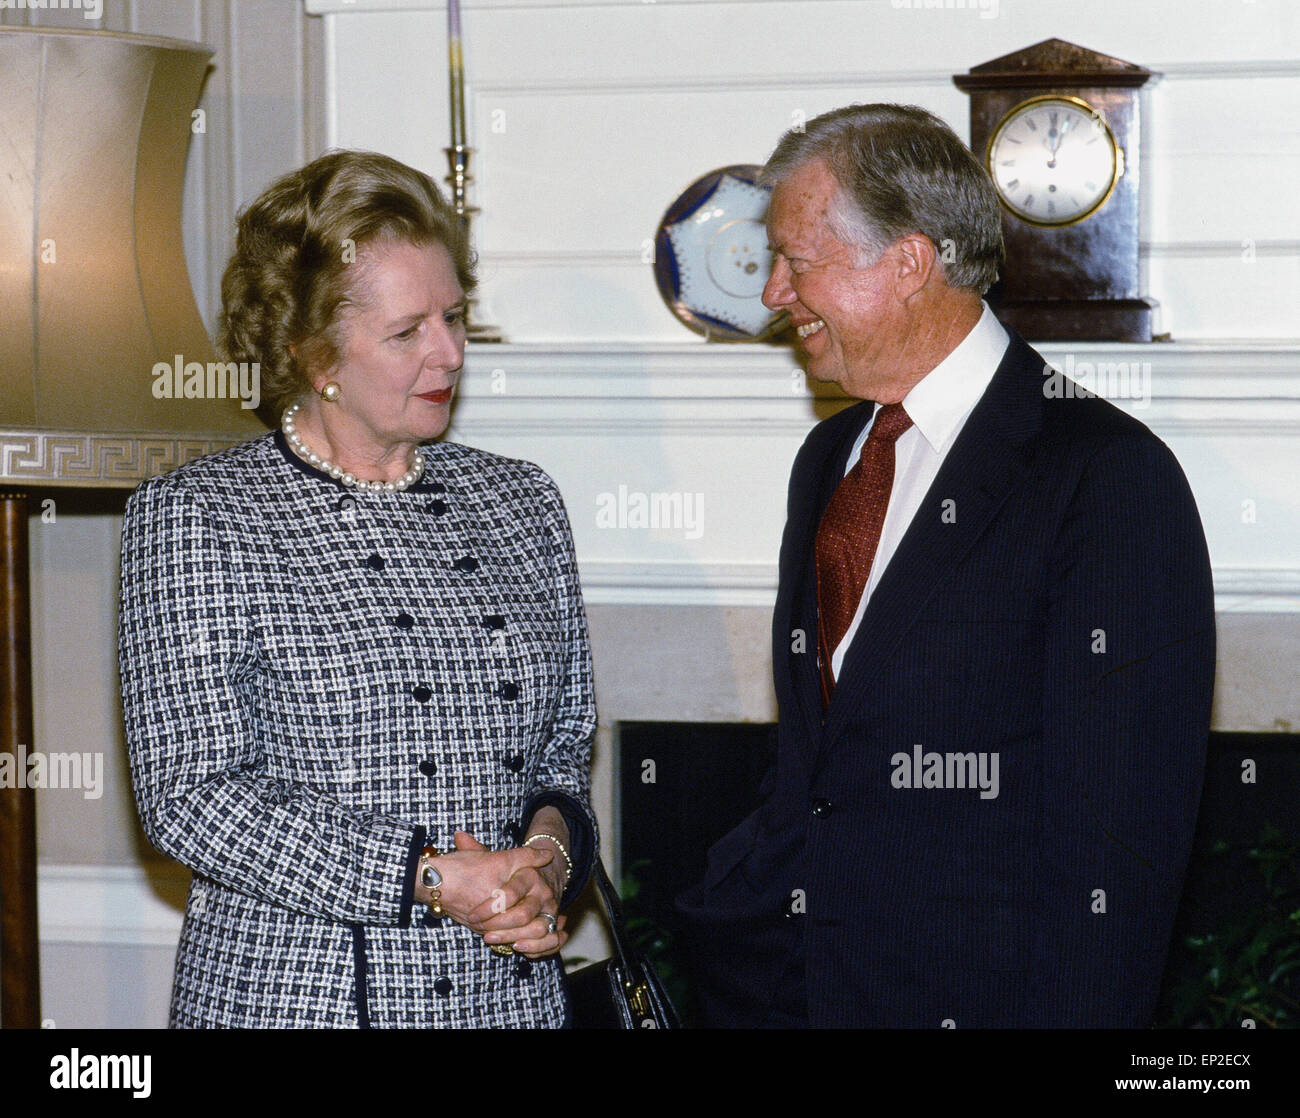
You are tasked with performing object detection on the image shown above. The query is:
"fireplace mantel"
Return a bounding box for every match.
[303,0,1300,621]
[451,341,1300,614]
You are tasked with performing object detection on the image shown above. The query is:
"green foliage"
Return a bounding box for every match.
[1164,823,1300,1028]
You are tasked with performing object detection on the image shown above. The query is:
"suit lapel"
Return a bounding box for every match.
[776,402,873,756]
[821,335,1045,748]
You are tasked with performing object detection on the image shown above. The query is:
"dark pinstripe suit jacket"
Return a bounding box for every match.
[680,330,1215,1027]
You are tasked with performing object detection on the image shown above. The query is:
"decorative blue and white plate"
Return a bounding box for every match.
[653,164,788,342]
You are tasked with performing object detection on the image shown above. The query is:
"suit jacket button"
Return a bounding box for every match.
[811,797,833,817]
[514,959,533,980]
[500,682,520,701]
[506,753,524,772]
[482,614,506,631]
[411,684,433,703]
[395,612,415,630]
[428,499,448,516]
[418,760,437,777]
[454,556,479,573]
[337,495,357,512]
[365,553,385,571]
[434,977,453,997]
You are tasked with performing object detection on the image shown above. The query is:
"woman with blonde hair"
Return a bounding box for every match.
[119,150,596,1028]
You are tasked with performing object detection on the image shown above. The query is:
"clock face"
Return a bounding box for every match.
[987,96,1122,227]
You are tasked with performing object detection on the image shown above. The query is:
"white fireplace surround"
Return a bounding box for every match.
[447,340,1300,616]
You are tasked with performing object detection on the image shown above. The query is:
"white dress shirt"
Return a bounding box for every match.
[829,302,1009,681]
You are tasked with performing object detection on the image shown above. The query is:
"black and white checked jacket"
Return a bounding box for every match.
[118,431,598,1028]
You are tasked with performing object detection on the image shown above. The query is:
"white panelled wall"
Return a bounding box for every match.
[17,0,1300,1026]
[312,0,1300,342]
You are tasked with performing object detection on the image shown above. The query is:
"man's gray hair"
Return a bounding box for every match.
[761,103,1004,294]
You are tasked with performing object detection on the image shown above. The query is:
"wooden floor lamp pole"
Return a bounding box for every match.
[0,491,39,1028]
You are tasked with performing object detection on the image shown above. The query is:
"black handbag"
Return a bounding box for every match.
[564,860,681,1029]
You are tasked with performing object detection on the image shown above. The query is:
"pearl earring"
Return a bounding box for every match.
[319,382,341,402]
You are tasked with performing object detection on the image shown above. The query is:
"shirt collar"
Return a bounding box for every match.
[900,301,1009,454]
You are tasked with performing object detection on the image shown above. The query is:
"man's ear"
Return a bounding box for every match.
[893,233,937,300]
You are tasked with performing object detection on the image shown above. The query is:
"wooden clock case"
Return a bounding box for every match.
[955,38,1158,342]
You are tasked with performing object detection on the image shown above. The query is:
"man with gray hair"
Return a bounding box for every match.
[677,104,1215,1028]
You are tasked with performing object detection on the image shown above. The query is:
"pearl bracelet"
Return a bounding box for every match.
[524,832,572,885]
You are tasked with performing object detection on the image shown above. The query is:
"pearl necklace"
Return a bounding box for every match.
[280,403,425,492]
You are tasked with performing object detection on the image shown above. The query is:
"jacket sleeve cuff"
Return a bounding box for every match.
[398,825,428,929]
[521,791,594,910]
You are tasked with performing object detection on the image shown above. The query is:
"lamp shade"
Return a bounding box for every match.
[0,28,265,489]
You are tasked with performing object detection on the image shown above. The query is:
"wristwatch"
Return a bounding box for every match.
[418,846,443,916]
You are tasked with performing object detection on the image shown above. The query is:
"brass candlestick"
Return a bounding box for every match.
[445,144,503,343]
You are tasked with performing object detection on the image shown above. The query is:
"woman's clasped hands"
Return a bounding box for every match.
[419,828,569,959]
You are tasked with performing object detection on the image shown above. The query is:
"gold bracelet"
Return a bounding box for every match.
[523,832,572,886]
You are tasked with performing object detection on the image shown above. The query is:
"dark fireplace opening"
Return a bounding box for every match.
[1156,732,1300,1028]
[616,724,1300,1028]
[616,721,776,1025]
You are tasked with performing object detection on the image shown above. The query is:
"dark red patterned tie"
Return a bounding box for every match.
[815,402,914,706]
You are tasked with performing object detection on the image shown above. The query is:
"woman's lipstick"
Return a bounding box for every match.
[416,388,454,404]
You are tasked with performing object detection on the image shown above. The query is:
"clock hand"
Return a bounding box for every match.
[1044,120,1069,169]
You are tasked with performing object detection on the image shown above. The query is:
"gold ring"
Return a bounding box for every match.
[489,943,514,956]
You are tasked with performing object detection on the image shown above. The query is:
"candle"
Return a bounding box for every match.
[448,0,466,149]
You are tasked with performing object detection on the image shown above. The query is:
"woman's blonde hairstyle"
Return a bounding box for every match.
[218,149,476,416]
